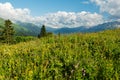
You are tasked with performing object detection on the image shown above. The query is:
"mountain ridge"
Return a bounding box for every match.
[1,17,120,36]
[54,21,120,34]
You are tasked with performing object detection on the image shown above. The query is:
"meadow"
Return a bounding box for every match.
[0,29,120,80]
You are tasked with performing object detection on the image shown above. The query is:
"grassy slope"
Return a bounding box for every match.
[0,18,31,36]
[0,18,4,26]
[0,29,120,79]
[0,18,4,30]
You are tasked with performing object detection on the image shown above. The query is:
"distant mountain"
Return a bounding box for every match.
[54,21,120,34]
[0,18,30,36]
[54,26,87,34]
[16,21,58,36]
[0,18,57,36]
[87,21,120,32]
[0,18,40,36]
[1,17,120,36]
[16,21,41,36]
[46,27,58,32]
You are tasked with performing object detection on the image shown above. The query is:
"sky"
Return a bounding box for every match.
[0,0,120,28]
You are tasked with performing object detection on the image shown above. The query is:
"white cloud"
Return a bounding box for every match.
[91,0,120,18]
[0,2,32,22]
[0,2,104,28]
[39,11,104,28]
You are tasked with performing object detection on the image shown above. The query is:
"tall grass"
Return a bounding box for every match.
[0,29,120,80]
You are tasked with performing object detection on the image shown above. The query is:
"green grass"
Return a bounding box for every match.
[0,29,120,80]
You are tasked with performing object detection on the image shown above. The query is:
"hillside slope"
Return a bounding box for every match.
[0,18,40,36]
[0,29,120,79]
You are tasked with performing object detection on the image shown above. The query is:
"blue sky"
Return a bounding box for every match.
[0,0,99,16]
[0,0,120,28]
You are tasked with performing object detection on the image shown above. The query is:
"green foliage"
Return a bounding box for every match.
[38,25,47,38]
[46,32,53,37]
[0,29,120,80]
[1,20,15,44]
[38,25,53,38]
[15,36,36,43]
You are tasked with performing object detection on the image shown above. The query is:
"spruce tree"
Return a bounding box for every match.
[38,25,46,38]
[1,20,15,44]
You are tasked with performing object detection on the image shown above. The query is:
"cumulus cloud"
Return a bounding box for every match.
[0,2,104,28]
[0,2,32,22]
[91,0,120,19]
[39,11,104,28]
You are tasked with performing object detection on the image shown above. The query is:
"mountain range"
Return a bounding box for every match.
[55,21,120,34]
[0,17,120,36]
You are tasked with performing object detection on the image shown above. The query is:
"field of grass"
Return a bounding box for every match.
[0,29,120,80]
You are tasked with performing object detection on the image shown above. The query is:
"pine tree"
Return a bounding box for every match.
[38,25,46,38]
[1,20,15,44]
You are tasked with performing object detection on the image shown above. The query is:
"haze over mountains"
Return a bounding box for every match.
[0,17,120,36]
[15,20,120,34]
[55,21,120,33]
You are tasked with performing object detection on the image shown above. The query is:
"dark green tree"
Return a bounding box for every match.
[1,19,15,44]
[38,25,46,38]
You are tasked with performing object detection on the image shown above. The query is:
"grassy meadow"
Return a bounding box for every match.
[0,29,120,80]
